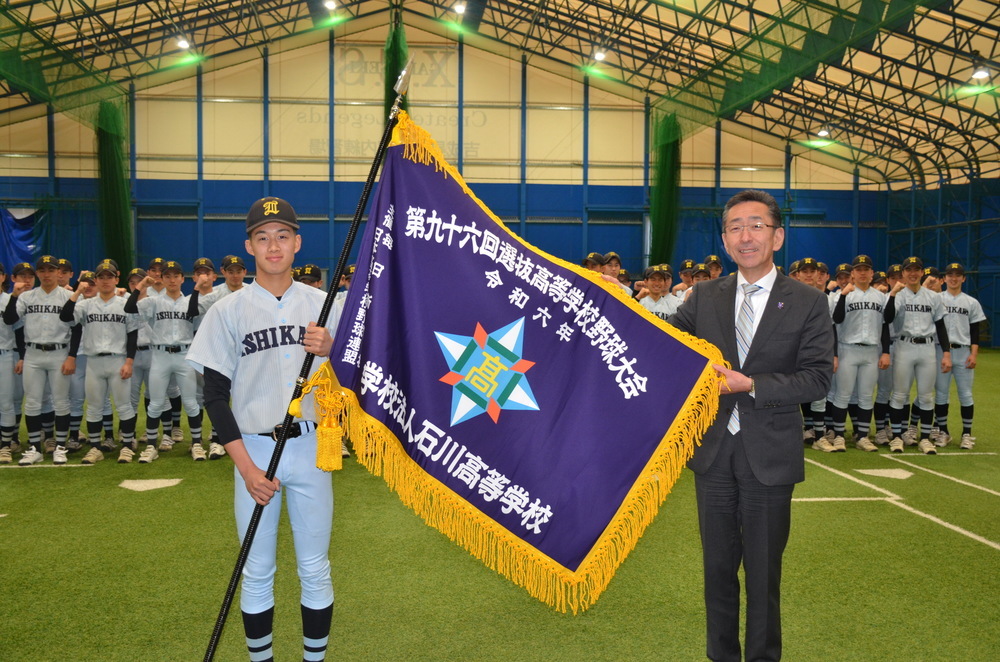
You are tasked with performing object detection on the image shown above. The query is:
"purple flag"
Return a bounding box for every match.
[322,113,723,613]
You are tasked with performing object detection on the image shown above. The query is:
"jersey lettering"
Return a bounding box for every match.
[155,311,190,321]
[86,313,128,324]
[241,325,307,356]
[846,301,884,313]
[944,305,970,316]
[902,303,932,313]
[24,304,65,315]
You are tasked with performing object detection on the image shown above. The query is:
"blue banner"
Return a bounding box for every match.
[323,113,723,613]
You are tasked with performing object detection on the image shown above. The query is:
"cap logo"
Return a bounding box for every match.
[263,199,280,216]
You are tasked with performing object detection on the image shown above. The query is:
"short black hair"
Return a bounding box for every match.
[721,189,782,228]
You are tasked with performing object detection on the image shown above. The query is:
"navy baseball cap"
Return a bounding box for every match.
[299,264,322,282]
[246,197,299,234]
[221,255,246,270]
[193,257,215,273]
[94,260,118,277]
[13,262,34,276]
[36,255,58,270]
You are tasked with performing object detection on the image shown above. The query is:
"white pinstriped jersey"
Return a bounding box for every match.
[186,280,341,434]
[15,286,73,344]
[831,286,887,345]
[198,283,241,314]
[71,294,140,356]
[135,292,196,346]
[938,291,985,346]
[891,286,945,338]
[639,293,681,320]
[0,292,19,350]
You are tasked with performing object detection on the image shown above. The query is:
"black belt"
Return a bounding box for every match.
[257,421,317,440]
[844,343,877,347]
[950,343,968,349]
[137,345,150,351]
[900,336,932,344]
[155,344,187,353]
[95,352,119,357]
[28,342,68,351]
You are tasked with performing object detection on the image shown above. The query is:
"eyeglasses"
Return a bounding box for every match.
[724,222,777,236]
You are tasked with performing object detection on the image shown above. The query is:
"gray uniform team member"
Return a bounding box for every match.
[125,260,203,462]
[3,255,80,466]
[0,262,22,463]
[144,257,186,445]
[636,265,680,320]
[61,260,141,463]
[829,255,890,451]
[932,263,985,449]
[884,256,951,454]
[187,197,339,662]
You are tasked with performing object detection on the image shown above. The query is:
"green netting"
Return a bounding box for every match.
[383,11,410,127]
[96,99,135,276]
[648,113,682,265]
[0,6,126,133]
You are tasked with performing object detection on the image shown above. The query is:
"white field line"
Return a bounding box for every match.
[880,455,1000,497]
[804,457,1000,551]
[793,497,892,502]
[0,464,93,469]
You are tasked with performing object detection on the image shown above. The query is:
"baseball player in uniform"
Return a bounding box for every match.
[125,260,203,462]
[297,264,324,290]
[636,265,680,320]
[143,257,187,446]
[0,262,23,463]
[884,256,951,454]
[8,262,36,451]
[932,263,985,449]
[187,197,340,662]
[3,255,80,465]
[829,255,889,451]
[61,260,140,463]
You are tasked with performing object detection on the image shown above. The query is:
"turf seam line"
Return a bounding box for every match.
[880,456,1000,497]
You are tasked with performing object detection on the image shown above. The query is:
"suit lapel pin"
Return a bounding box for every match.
[777,302,784,309]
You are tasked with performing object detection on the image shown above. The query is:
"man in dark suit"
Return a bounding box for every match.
[669,189,834,661]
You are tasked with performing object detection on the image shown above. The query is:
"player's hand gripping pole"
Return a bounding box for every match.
[204,58,415,662]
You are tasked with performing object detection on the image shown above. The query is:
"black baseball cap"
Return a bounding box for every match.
[704,254,722,267]
[836,263,852,276]
[852,255,874,269]
[13,262,35,276]
[923,266,940,278]
[345,264,356,277]
[127,267,147,281]
[246,196,299,234]
[299,264,322,282]
[679,259,695,273]
[604,251,622,264]
[798,257,818,270]
[817,261,829,273]
[94,260,118,277]
[148,257,166,271]
[873,271,887,282]
[56,257,73,272]
[36,255,58,270]
[162,260,183,275]
[221,255,246,270]
[888,264,903,276]
[77,270,96,283]
[789,260,800,274]
[643,266,668,280]
[193,257,215,273]
[582,252,606,266]
[902,256,923,270]
[944,262,965,275]
[692,262,710,276]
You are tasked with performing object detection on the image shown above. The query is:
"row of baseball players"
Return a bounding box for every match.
[578,250,984,454]
[0,253,352,467]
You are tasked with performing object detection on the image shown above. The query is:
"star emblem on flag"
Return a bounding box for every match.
[435,317,539,425]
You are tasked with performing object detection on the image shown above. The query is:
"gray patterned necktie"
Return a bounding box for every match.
[728,282,762,434]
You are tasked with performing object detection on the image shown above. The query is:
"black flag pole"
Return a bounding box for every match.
[203,56,415,662]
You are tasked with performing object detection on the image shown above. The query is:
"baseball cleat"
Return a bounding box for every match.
[138,445,159,464]
[43,438,56,454]
[171,427,185,443]
[157,437,174,451]
[888,437,904,453]
[812,438,836,453]
[81,447,105,464]
[917,439,937,455]
[19,448,44,466]
[65,438,82,452]
[933,432,951,448]
[118,446,135,464]
[190,443,207,461]
[208,442,227,460]
[959,434,976,450]
[0,446,12,464]
[832,436,847,452]
[855,438,879,452]
[52,445,68,465]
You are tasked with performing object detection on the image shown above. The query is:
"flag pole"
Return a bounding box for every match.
[203,57,415,662]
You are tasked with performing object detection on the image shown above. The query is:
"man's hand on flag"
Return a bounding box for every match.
[714,364,752,393]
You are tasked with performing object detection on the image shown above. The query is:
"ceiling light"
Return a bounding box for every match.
[324,0,336,9]
[817,127,830,137]
[594,50,607,61]
[972,64,989,80]
[454,2,466,13]
[177,37,190,49]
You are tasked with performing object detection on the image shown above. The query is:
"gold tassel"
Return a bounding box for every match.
[288,361,349,472]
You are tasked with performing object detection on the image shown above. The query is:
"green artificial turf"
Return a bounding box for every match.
[1,351,998,660]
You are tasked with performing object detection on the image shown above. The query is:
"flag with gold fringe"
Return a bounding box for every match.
[313,111,724,614]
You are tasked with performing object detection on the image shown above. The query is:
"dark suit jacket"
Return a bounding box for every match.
[669,271,834,486]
